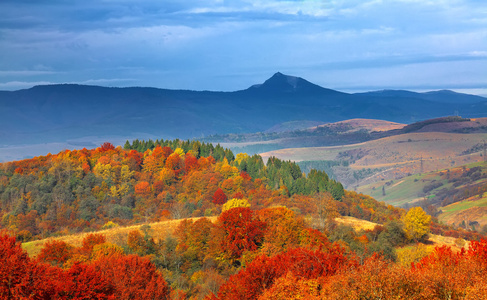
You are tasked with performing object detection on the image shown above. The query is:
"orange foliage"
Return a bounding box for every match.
[37,239,74,267]
[134,181,151,196]
[213,246,353,300]
[216,207,266,262]
[94,254,170,299]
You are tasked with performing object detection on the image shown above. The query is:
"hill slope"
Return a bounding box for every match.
[1,72,485,149]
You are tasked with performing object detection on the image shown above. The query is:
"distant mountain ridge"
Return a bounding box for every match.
[356,89,486,104]
[0,72,486,146]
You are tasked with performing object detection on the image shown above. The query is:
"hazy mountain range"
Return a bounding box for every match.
[1,72,486,147]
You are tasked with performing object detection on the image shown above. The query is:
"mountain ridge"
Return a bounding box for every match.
[1,72,486,149]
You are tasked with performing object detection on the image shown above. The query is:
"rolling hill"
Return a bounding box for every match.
[1,72,486,161]
[254,116,487,191]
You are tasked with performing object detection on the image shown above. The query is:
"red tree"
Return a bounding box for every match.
[94,254,170,299]
[37,240,74,267]
[217,207,266,261]
[100,142,115,152]
[62,262,115,300]
[214,246,353,300]
[0,233,60,298]
[212,188,228,205]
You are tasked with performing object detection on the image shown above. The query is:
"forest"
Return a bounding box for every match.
[1,140,486,299]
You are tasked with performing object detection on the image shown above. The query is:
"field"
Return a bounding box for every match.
[335,216,379,231]
[260,132,487,189]
[336,216,468,251]
[309,118,406,132]
[438,196,487,228]
[22,217,217,258]
[23,215,464,261]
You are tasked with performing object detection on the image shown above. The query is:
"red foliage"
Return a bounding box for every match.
[165,153,182,174]
[214,246,353,300]
[0,233,62,298]
[134,181,151,197]
[94,254,170,299]
[37,240,74,266]
[467,239,487,261]
[161,146,173,157]
[79,233,106,256]
[212,188,228,205]
[184,153,199,174]
[217,207,266,261]
[239,171,251,181]
[63,262,115,300]
[0,233,32,298]
[232,191,244,199]
[100,142,115,152]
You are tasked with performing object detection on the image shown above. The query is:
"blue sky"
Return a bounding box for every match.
[0,0,486,95]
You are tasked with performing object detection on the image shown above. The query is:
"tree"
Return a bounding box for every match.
[79,233,107,257]
[62,262,115,300]
[212,188,227,205]
[100,142,115,152]
[0,233,60,299]
[402,207,431,242]
[37,240,74,267]
[313,192,339,231]
[222,198,250,212]
[258,272,320,300]
[94,254,170,299]
[0,233,32,298]
[214,246,352,300]
[257,206,305,256]
[217,207,266,262]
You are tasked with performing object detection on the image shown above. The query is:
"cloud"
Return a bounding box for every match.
[0,0,485,93]
[0,81,54,90]
[0,70,59,77]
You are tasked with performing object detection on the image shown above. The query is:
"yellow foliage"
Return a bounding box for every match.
[92,242,124,260]
[101,221,119,230]
[215,157,239,179]
[109,186,120,199]
[222,198,250,212]
[258,272,321,300]
[93,163,115,180]
[235,153,249,165]
[396,243,432,267]
[158,168,175,184]
[402,207,431,242]
[174,148,185,155]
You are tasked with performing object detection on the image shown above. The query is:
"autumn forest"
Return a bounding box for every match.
[2,140,487,299]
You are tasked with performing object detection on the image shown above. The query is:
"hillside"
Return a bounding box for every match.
[260,131,487,187]
[357,160,487,229]
[2,139,485,299]
[213,116,487,155]
[311,118,406,132]
[1,72,486,161]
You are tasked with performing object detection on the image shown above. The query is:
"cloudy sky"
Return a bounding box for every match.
[0,0,486,95]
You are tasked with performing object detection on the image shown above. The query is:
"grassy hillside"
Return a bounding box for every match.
[22,216,217,258]
[356,161,487,230]
[438,196,487,228]
[260,132,487,188]
[23,215,466,259]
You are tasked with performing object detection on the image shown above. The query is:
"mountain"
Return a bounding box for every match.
[356,89,486,104]
[247,72,342,95]
[0,72,486,148]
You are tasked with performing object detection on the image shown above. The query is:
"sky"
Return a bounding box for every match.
[0,0,486,95]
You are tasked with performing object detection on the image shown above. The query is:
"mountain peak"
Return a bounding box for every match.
[265,72,305,90]
[248,72,342,95]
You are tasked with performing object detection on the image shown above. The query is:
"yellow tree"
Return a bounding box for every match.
[222,198,250,212]
[402,207,431,242]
